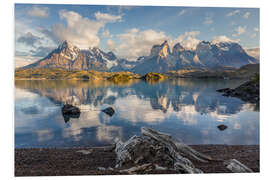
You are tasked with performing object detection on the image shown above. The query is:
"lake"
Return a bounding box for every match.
[14,79,259,148]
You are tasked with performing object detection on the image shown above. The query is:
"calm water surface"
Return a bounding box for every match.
[15,79,259,148]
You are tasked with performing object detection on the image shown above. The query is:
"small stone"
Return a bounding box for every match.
[101,107,115,117]
[217,124,228,131]
[97,167,106,171]
[61,104,80,122]
[76,149,93,155]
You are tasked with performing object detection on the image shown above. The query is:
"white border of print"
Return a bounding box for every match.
[1,0,269,180]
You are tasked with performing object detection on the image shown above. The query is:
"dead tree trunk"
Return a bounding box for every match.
[114,127,204,173]
[113,127,254,174]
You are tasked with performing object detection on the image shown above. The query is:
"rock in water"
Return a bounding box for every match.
[216,77,259,104]
[101,107,115,117]
[62,104,80,122]
[217,124,228,131]
[62,104,80,115]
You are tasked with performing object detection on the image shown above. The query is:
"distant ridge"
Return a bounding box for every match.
[20,40,259,74]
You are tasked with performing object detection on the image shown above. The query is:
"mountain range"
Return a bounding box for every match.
[20,40,259,74]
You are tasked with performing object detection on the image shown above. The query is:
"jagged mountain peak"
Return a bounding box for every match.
[161,40,168,46]
[58,40,77,50]
[107,51,117,59]
[21,39,258,74]
[150,40,170,58]
[172,43,185,55]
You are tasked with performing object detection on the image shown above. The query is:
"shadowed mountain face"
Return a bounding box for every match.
[21,40,136,72]
[22,41,117,71]
[20,40,258,74]
[132,41,258,74]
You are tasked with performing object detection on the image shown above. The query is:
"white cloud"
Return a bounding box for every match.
[51,10,105,49]
[14,56,40,68]
[178,10,186,16]
[243,12,250,19]
[245,48,260,59]
[46,10,123,49]
[94,11,122,23]
[115,28,170,60]
[17,32,43,47]
[226,10,240,17]
[211,35,240,44]
[102,29,112,38]
[175,31,201,50]
[109,29,201,59]
[106,39,116,51]
[27,5,49,18]
[232,26,246,37]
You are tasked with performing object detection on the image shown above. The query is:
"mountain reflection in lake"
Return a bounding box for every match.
[15,79,259,148]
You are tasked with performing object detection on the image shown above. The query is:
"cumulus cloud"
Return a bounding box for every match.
[102,29,112,38]
[27,5,49,18]
[243,12,250,19]
[39,27,60,44]
[211,35,240,44]
[49,10,105,49]
[17,32,43,47]
[30,46,55,57]
[14,55,40,68]
[115,28,170,60]
[112,29,202,59]
[226,10,240,17]
[175,31,201,50]
[94,11,122,23]
[40,10,123,49]
[245,48,260,59]
[106,39,116,52]
[232,26,246,36]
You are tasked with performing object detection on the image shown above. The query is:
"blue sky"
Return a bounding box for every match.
[15,4,259,65]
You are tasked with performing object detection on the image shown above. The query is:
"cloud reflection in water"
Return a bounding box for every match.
[15,79,259,147]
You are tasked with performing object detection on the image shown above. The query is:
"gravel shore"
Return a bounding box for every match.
[15,145,259,176]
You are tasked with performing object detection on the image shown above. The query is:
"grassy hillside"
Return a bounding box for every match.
[15,68,140,81]
[15,64,259,81]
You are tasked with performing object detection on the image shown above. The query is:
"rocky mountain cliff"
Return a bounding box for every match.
[132,40,258,74]
[20,40,259,74]
[21,40,119,71]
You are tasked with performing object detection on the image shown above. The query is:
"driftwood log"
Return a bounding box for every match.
[113,127,253,174]
[224,159,253,173]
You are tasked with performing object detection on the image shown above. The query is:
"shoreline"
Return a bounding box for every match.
[15,144,259,176]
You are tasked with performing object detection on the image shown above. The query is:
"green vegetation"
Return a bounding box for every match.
[15,68,97,80]
[15,68,140,85]
[15,64,259,84]
[140,72,167,83]
[107,73,138,83]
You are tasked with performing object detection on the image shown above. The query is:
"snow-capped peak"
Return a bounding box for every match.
[58,40,79,61]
